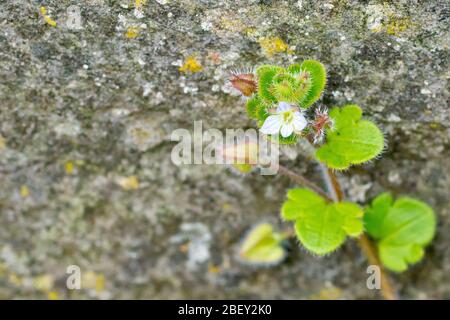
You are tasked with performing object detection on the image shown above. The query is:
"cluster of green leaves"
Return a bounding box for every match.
[281,189,364,255]
[365,193,436,272]
[316,105,385,170]
[246,60,326,144]
[247,62,384,169]
[277,189,436,271]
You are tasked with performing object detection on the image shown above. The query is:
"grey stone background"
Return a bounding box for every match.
[0,0,448,299]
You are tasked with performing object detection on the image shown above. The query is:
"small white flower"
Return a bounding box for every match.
[260,102,307,138]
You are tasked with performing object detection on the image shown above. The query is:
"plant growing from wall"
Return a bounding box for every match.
[229,61,436,299]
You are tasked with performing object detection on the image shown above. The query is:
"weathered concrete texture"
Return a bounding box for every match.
[0,0,449,299]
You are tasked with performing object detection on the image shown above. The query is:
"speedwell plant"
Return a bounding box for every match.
[228,60,436,300]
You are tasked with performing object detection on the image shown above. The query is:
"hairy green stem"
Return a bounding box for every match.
[277,164,332,201]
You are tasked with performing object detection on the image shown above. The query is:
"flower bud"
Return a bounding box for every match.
[230,73,257,97]
[311,107,334,144]
[219,140,259,165]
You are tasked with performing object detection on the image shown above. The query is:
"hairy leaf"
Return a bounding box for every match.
[271,72,310,104]
[267,133,298,145]
[281,188,364,255]
[246,96,263,119]
[365,193,436,272]
[287,63,302,74]
[239,223,286,266]
[316,104,384,170]
[364,192,393,239]
[281,189,326,221]
[298,60,326,108]
[256,65,284,103]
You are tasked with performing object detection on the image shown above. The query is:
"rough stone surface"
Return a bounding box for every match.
[0,0,449,299]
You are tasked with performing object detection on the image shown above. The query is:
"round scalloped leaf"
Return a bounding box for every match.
[281,188,326,221]
[282,188,364,255]
[365,193,436,272]
[256,65,285,103]
[238,223,287,266]
[298,60,326,108]
[316,105,384,170]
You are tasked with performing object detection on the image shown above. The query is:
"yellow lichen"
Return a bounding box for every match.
[0,263,6,277]
[135,0,148,9]
[65,161,75,174]
[385,16,411,36]
[40,6,57,27]
[130,127,152,146]
[118,176,139,190]
[245,27,257,37]
[370,25,383,33]
[429,122,441,129]
[20,185,30,198]
[208,264,220,273]
[179,55,203,73]
[220,16,245,33]
[83,271,105,293]
[33,275,54,292]
[0,136,5,150]
[221,202,232,212]
[308,287,343,300]
[8,273,23,286]
[48,291,59,300]
[95,274,105,293]
[125,26,140,39]
[259,37,293,57]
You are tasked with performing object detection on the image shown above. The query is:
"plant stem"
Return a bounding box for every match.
[277,164,332,201]
[321,168,398,300]
[357,234,398,300]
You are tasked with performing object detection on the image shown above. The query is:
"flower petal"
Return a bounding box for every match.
[280,123,294,137]
[292,112,308,131]
[260,115,283,135]
[277,102,292,113]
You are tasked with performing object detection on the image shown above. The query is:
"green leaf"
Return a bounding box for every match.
[316,104,384,170]
[239,223,287,266]
[287,63,302,74]
[246,96,263,119]
[281,188,364,255]
[271,73,309,104]
[364,192,393,239]
[266,133,298,145]
[281,189,326,221]
[365,194,436,272]
[256,65,284,103]
[298,60,326,108]
[231,163,254,174]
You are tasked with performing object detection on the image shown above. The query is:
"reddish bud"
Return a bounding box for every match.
[311,107,334,144]
[230,73,257,97]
